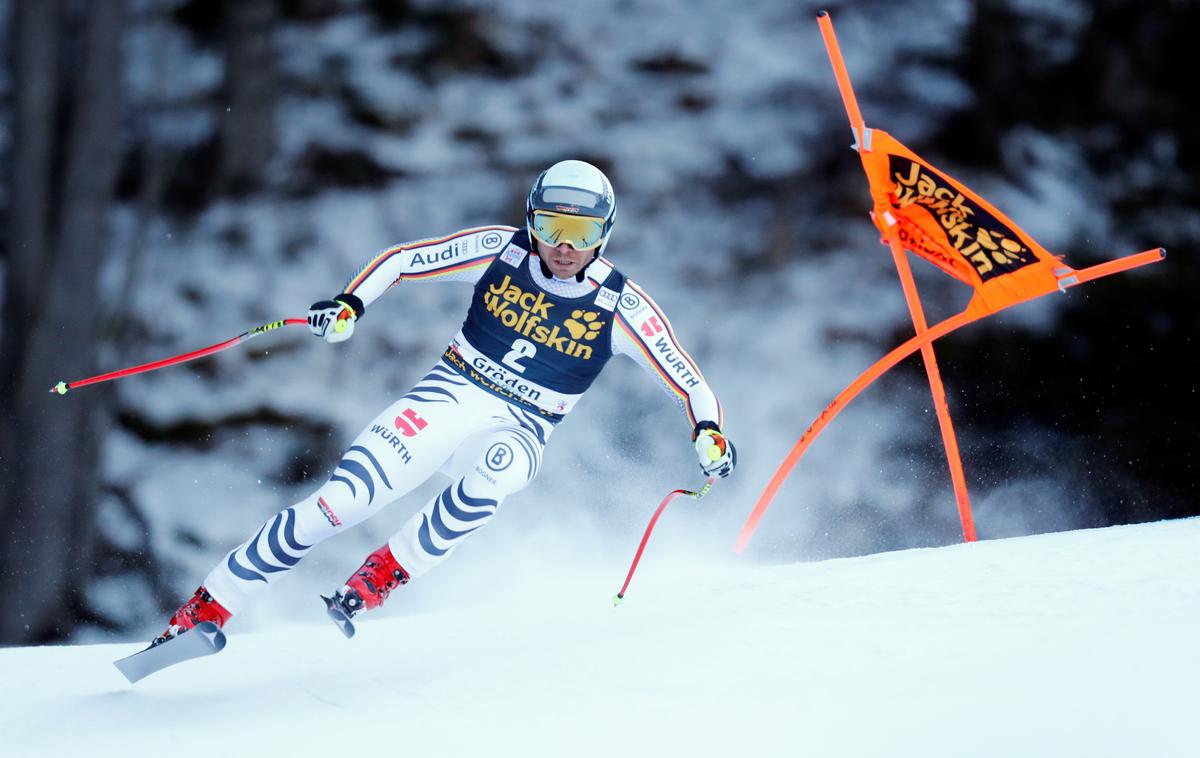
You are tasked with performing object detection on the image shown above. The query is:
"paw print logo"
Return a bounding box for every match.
[564,310,603,340]
[977,228,1029,265]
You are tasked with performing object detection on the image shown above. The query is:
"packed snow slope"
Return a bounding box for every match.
[2,517,1197,758]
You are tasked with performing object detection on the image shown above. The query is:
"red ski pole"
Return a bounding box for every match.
[613,477,716,605]
[49,317,308,395]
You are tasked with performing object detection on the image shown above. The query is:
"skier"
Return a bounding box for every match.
[153,160,736,644]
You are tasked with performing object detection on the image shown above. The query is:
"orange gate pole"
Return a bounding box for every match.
[886,236,978,541]
[820,8,976,541]
[817,11,865,137]
[734,246,1164,554]
[734,308,980,554]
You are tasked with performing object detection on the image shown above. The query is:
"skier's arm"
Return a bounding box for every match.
[341,225,518,310]
[614,284,734,479]
[307,226,515,343]
[612,281,735,477]
[612,281,724,432]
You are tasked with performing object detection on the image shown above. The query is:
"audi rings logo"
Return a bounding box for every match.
[485,442,514,471]
[481,232,504,250]
[620,293,641,310]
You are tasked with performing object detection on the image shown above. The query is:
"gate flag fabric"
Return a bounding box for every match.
[860,129,1076,318]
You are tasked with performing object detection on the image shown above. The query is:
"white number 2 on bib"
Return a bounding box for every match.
[501,338,537,373]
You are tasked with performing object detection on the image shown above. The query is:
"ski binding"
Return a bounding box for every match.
[321,594,356,639]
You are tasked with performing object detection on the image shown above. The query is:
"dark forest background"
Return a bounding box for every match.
[1,0,1196,645]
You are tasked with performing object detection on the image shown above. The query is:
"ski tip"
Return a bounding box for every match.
[1158,247,1167,259]
[113,656,147,684]
[817,10,829,18]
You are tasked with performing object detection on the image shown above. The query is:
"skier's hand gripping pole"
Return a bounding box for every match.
[694,423,736,479]
[49,318,308,395]
[307,293,364,344]
[612,476,717,606]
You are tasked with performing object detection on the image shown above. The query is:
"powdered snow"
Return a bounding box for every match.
[2,517,1196,757]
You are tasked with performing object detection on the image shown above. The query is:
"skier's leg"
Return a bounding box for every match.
[331,416,551,616]
[192,363,485,620]
[388,413,551,581]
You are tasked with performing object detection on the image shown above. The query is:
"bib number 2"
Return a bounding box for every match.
[501,339,537,373]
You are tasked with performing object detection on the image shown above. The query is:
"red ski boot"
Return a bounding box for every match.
[332,544,410,618]
[154,586,232,647]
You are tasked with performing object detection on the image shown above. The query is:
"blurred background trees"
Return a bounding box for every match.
[0,0,125,642]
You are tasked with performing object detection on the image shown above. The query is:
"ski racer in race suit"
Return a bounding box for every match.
[154,160,737,644]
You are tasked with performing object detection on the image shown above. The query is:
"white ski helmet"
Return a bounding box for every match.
[526,159,616,257]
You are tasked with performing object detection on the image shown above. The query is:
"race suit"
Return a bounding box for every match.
[203,226,724,612]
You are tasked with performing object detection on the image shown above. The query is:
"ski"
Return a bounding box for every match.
[321,594,356,639]
[113,622,226,684]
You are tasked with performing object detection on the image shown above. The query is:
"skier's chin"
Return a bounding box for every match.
[545,259,584,278]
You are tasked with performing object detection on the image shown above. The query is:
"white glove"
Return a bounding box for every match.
[307,297,361,344]
[693,424,736,479]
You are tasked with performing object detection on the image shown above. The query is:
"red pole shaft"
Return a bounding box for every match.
[52,317,307,393]
[616,478,715,602]
[615,490,684,600]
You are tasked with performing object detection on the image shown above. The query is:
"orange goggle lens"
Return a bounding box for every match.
[530,210,607,251]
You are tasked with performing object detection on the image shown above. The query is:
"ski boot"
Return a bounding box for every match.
[153,586,232,647]
[322,544,409,637]
[334,544,410,617]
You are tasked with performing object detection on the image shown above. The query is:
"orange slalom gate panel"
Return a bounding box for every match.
[858,129,1075,318]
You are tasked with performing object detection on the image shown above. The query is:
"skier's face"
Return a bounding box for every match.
[536,240,592,279]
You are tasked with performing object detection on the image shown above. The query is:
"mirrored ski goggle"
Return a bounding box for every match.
[530,210,608,251]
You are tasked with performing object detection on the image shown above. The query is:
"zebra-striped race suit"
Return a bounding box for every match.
[203,226,725,614]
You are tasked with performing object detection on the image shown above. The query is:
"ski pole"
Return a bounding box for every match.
[613,476,717,606]
[49,317,308,395]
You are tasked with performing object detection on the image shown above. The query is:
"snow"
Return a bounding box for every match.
[2,516,1196,757]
